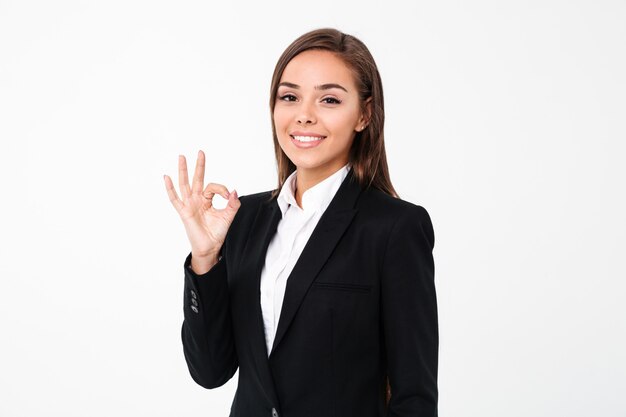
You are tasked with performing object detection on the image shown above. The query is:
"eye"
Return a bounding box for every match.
[322,97,341,104]
[279,94,297,102]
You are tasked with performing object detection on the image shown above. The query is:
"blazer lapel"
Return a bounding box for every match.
[237,195,282,407]
[269,168,363,358]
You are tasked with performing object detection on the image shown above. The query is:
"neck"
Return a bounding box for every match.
[294,162,347,208]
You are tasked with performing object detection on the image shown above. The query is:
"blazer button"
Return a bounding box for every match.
[190,290,197,299]
[191,298,198,306]
[271,407,278,417]
[191,305,198,313]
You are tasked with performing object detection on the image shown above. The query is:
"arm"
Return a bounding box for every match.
[381,205,438,416]
[181,245,238,389]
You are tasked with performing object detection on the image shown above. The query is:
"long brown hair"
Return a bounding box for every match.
[268,28,398,200]
[267,27,396,407]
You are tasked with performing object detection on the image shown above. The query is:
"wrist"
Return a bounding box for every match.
[190,251,221,275]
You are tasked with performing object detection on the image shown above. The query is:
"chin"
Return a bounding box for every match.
[290,160,323,170]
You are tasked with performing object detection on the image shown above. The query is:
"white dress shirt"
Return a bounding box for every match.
[259,163,351,357]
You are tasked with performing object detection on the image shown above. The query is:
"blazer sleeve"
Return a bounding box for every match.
[181,241,238,389]
[381,204,438,416]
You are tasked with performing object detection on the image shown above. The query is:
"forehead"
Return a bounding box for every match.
[280,49,357,89]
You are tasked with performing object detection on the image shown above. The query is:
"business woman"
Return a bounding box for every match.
[164,28,438,417]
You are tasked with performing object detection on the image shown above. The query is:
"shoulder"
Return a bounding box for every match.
[357,187,435,247]
[222,189,275,251]
[230,189,276,224]
[358,187,431,222]
[237,189,275,209]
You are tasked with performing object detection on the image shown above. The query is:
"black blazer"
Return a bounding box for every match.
[181,168,438,417]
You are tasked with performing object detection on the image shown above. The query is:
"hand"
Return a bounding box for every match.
[164,150,241,259]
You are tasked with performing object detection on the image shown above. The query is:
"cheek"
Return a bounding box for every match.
[273,111,292,151]
[325,110,359,135]
[273,108,290,132]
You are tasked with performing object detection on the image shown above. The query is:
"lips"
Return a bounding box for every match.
[290,134,326,142]
[289,133,326,148]
[289,130,327,143]
[290,131,326,138]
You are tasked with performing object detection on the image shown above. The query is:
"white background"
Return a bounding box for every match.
[1,1,625,416]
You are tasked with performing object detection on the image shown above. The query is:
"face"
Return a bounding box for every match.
[273,49,369,180]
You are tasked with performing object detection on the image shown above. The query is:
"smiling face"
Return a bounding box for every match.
[273,49,369,182]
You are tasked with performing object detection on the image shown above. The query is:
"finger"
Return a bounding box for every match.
[225,189,241,214]
[163,174,184,212]
[202,183,231,208]
[191,150,205,195]
[178,155,192,199]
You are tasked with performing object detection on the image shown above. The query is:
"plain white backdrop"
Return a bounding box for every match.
[1,0,625,416]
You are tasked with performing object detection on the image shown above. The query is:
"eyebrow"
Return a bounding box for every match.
[278,82,348,93]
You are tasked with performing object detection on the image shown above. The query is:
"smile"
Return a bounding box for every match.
[290,134,326,149]
[291,135,326,142]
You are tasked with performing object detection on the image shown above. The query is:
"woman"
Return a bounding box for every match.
[164,28,438,417]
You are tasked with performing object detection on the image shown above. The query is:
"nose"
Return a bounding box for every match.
[296,101,316,125]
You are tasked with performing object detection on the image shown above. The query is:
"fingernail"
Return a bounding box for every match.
[233,190,238,199]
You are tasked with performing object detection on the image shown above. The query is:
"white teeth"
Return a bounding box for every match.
[292,135,325,142]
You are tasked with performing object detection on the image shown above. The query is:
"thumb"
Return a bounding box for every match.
[225,189,241,214]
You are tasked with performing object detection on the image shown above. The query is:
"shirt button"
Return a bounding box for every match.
[271,408,278,417]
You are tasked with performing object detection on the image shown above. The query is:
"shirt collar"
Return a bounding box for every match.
[277,163,351,217]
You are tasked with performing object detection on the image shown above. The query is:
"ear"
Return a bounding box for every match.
[356,97,373,132]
